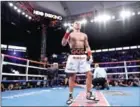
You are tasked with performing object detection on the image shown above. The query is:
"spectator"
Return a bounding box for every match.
[118,80,128,87]
[133,75,140,86]
[1,83,5,91]
[114,80,119,86]
[8,84,14,90]
[14,83,20,90]
[21,81,26,89]
[27,82,32,88]
[36,81,41,87]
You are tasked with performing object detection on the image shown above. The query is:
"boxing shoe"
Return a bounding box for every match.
[66,97,73,105]
[86,91,99,101]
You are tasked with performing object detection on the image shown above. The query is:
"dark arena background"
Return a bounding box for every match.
[1,1,140,106]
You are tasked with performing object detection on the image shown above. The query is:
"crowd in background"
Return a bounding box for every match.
[1,74,140,92]
[94,49,140,62]
[48,49,140,63]
[1,49,140,91]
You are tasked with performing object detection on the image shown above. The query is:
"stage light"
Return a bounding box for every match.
[28,16,32,20]
[63,23,72,27]
[17,9,21,13]
[132,12,135,16]
[130,46,137,49]
[95,49,102,52]
[67,23,71,27]
[94,14,111,23]
[112,16,115,19]
[80,19,87,24]
[138,11,140,15]
[120,10,131,19]
[25,14,28,17]
[116,47,122,50]
[52,54,57,58]
[90,20,94,23]
[64,23,67,27]
[22,12,25,15]
[9,2,13,7]
[103,15,111,22]
[14,6,17,10]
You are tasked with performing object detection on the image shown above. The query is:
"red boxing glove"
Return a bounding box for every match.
[87,50,93,64]
[64,26,73,39]
[87,50,92,57]
[64,32,70,39]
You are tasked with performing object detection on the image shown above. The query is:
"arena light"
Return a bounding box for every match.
[25,14,28,18]
[83,19,87,24]
[63,22,72,27]
[64,23,67,27]
[9,2,13,7]
[22,12,25,15]
[79,19,87,24]
[67,23,71,27]
[109,48,115,51]
[95,49,102,52]
[130,46,137,49]
[131,12,135,16]
[120,10,131,19]
[90,20,94,23]
[116,47,122,50]
[91,50,95,53]
[52,54,57,58]
[138,45,140,48]
[14,49,26,52]
[28,16,32,20]
[17,9,21,13]
[94,14,111,23]
[123,47,130,50]
[1,44,7,49]
[14,6,17,10]
[102,49,108,52]
[8,45,27,51]
[112,16,115,19]
[103,15,111,22]
[138,11,140,15]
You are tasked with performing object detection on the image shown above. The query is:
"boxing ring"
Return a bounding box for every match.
[1,54,140,106]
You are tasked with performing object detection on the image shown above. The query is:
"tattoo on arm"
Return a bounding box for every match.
[85,34,91,51]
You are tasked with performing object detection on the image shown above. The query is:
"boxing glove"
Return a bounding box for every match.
[87,51,93,64]
[64,26,73,39]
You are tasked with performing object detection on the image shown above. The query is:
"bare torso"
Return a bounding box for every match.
[69,32,86,49]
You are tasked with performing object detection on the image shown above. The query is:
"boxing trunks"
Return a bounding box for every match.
[65,48,91,73]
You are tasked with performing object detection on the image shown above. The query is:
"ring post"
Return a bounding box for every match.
[26,60,29,81]
[0,54,4,82]
[124,61,128,79]
[0,54,4,105]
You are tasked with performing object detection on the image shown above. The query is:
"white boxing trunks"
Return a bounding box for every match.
[65,55,91,73]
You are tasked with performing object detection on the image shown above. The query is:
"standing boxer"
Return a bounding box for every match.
[61,21,99,105]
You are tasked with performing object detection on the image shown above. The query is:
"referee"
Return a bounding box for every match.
[93,63,109,90]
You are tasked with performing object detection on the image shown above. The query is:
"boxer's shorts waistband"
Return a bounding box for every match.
[68,55,87,59]
[70,48,86,55]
